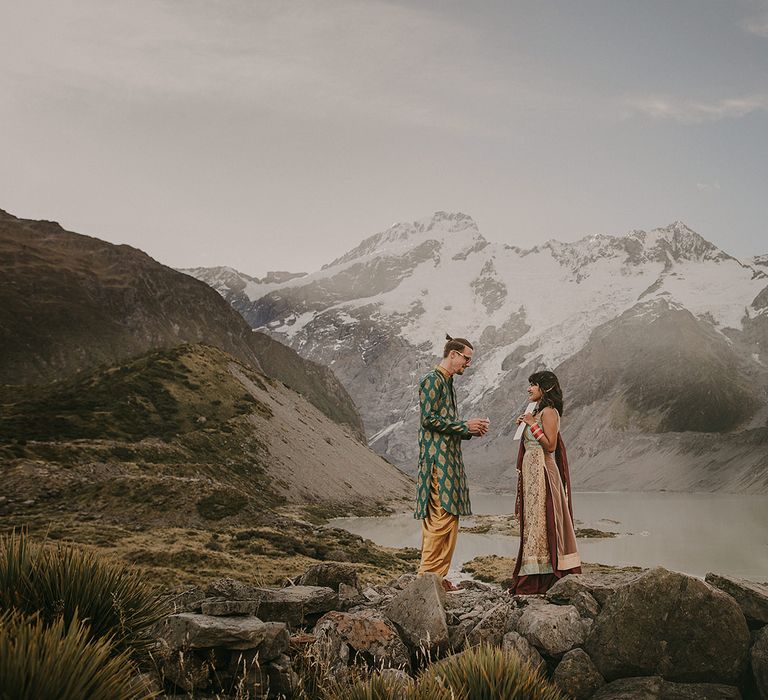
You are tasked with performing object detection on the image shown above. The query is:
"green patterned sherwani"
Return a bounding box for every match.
[414,366,473,519]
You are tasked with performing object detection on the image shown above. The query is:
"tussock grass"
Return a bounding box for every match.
[421,645,565,700]
[0,529,167,660]
[298,644,563,700]
[0,610,155,700]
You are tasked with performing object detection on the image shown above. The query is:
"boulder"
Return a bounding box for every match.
[571,590,601,619]
[389,573,417,590]
[311,609,411,671]
[752,625,768,700]
[254,586,339,628]
[516,602,587,657]
[705,573,768,626]
[457,580,493,592]
[160,613,289,656]
[547,571,641,607]
[466,602,515,647]
[585,567,750,684]
[263,653,298,698]
[338,583,366,610]
[206,578,263,599]
[200,599,260,616]
[501,631,545,674]
[591,676,741,699]
[298,562,359,590]
[361,587,383,605]
[384,573,449,653]
[201,579,339,626]
[552,648,605,700]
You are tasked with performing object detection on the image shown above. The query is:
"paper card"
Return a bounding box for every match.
[513,402,538,440]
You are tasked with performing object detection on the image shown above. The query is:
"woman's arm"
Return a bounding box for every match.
[537,407,559,452]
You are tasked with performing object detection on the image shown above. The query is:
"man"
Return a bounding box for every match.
[415,334,488,591]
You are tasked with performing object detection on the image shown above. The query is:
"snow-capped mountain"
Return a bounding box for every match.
[184,212,768,493]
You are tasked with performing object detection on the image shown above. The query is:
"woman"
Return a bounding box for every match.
[510,370,581,594]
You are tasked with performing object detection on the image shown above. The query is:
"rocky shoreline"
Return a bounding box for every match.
[152,563,768,699]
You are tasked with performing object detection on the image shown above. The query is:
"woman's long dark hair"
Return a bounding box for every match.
[529,370,564,416]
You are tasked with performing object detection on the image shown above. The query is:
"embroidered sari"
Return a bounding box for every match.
[510,413,581,594]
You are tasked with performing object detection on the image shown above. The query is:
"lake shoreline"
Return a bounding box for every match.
[329,491,768,583]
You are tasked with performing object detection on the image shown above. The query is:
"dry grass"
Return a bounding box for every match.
[0,514,418,591]
[461,554,644,584]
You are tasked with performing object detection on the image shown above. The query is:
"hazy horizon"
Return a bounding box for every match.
[1,0,766,276]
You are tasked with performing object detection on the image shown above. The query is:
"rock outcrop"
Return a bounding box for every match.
[154,565,767,698]
[585,568,750,684]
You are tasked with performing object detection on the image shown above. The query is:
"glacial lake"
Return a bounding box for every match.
[327,491,768,582]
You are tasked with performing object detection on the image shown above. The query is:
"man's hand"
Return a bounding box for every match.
[467,418,490,437]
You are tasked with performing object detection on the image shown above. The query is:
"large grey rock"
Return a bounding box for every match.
[752,625,768,700]
[501,631,545,674]
[338,583,366,610]
[591,676,741,699]
[547,572,642,607]
[384,573,449,652]
[160,613,289,656]
[311,609,411,671]
[200,599,260,616]
[388,573,418,590]
[466,602,515,647]
[571,590,601,619]
[254,586,339,627]
[585,567,750,684]
[202,579,338,627]
[263,653,298,699]
[552,648,605,700]
[705,573,768,626]
[298,562,359,590]
[206,578,263,599]
[516,602,586,657]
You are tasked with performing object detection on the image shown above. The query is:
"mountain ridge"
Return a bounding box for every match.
[187,211,768,493]
[0,207,365,440]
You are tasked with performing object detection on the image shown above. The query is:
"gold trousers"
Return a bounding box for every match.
[418,466,459,577]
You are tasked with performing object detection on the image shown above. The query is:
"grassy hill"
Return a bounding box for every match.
[0,344,415,587]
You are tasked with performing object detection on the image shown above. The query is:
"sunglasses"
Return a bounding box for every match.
[453,350,472,365]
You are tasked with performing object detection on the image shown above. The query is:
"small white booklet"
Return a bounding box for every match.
[513,402,538,440]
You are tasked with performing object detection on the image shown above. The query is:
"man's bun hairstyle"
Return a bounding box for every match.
[443,334,474,358]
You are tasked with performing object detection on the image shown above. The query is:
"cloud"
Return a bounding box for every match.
[623,94,768,123]
[0,0,536,136]
[742,15,768,37]
[696,182,721,192]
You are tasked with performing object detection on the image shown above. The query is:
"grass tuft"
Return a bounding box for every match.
[0,529,167,661]
[0,609,155,700]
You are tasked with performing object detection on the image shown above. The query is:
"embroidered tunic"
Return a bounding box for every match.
[414,367,472,519]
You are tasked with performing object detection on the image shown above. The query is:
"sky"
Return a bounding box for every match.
[1,0,767,276]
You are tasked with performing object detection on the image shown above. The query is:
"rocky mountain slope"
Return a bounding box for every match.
[0,208,364,440]
[0,344,413,586]
[185,212,768,492]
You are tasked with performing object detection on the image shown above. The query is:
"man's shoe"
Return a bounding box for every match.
[441,578,460,592]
